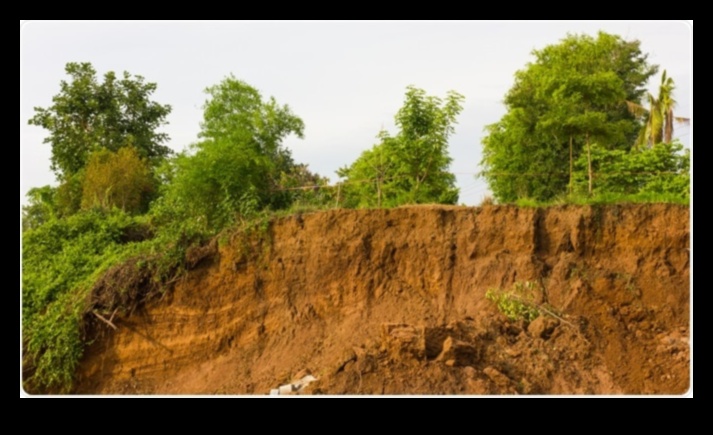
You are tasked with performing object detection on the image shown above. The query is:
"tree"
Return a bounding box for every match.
[627,70,690,148]
[156,76,305,230]
[337,135,394,208]
[481,32,658,202]
[550,71,628,195]
[28,62,172,179]
[22,186,58,231]
[338,86,463,208]
[81,147,154,213]
[277,163,334,209]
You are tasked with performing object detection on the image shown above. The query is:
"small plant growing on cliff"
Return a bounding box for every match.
[486,281,540,322]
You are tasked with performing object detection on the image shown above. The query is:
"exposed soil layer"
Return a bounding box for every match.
[76,205,690,395]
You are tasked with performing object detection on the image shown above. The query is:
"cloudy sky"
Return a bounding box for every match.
[20,21,692,205]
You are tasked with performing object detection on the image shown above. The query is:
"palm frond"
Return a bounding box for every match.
[625,100,649,118]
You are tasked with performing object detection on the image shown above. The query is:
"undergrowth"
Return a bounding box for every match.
[514,192,689,208]
[486,281,542,322]
[21,208,211,393]
[21,204,320,393]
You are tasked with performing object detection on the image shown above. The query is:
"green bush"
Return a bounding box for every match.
[574,141,689,201]
[22,186,58,231]
[22,205,211,392]
[81,147,155,213]
[486,281,541,322]
[22,209,139,391]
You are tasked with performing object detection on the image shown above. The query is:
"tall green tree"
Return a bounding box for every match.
[481,32,658,202]
[155,76,305,230]
[28,62,172,179]
[338,86,463,208]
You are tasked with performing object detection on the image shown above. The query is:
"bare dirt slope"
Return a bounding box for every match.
[76,205,690,395]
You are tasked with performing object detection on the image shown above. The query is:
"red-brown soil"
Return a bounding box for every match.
[75,205,690,395]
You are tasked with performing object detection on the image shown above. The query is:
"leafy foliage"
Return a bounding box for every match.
[28,62,172,179]
[155,76,306,231]
[81,147,155,213]
[338,86,463,207]
[22,209,139,391]
[486,281,541,322]
[22,186,58,231]
[22,204,213,392]
[573,141,690,200]
[481,32,658,202]
[54,172,85,217]
[627,70,689,148]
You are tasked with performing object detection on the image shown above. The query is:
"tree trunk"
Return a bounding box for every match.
[664,109,674,143]
[376,176,382,208]
[586,133,593,196]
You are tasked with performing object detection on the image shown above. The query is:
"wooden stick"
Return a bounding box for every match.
[536,304,578,331]
[108,307,118,323]
[93,310,118,330]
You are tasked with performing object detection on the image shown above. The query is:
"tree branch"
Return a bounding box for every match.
[93,310,118,330]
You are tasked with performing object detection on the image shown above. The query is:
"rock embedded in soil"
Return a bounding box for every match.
[528,316,560,340]
[436,336,478,367]
[483,366,512,388]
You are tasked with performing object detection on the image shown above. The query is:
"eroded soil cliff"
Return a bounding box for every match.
[76,205,690,394]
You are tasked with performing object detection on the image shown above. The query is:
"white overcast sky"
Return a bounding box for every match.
[20,21,692,205]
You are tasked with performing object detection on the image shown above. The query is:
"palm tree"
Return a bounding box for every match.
[626,70,690,149]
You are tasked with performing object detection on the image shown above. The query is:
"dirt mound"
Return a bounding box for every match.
[75,205,690,395]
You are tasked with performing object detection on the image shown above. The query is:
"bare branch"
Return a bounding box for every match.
[93,310,118,330]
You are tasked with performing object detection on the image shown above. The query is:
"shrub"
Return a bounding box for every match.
[486,281,541,322]
[81,147,154,213]
[574,141,689,201]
